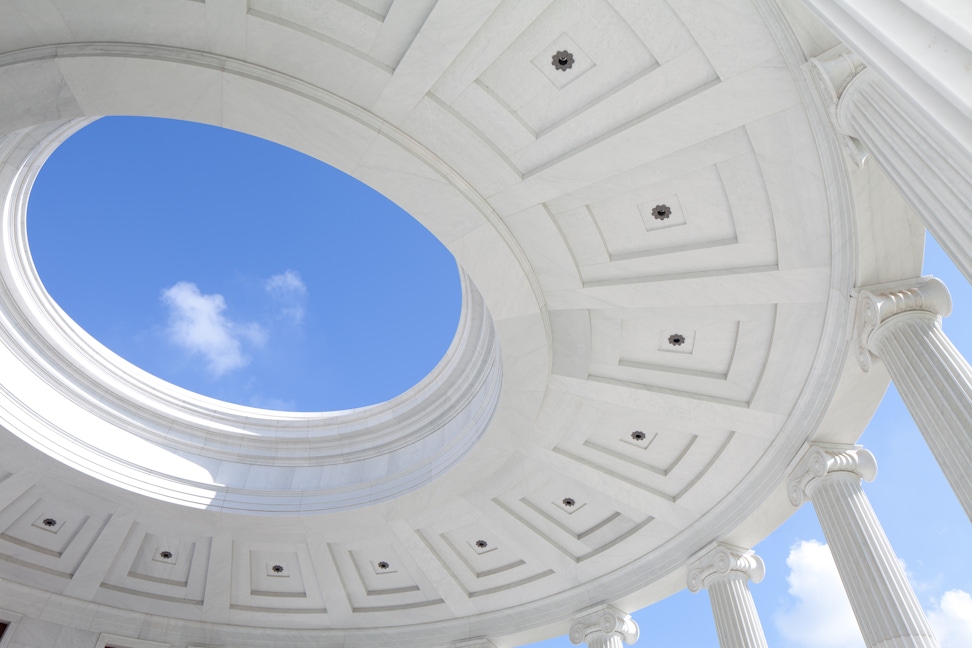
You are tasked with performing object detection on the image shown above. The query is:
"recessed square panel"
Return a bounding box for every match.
[229,542,326,613]
[2,501,90,560]
[531,33,596,90]
[417,524,552,600]
[476,0,657,136]
[100,527,210,607]
[588,164,735,259]
[498,472,654,562]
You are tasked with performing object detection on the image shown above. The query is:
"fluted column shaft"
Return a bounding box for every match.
[869,311,972,520]
[856,277,972,521]
[791,446,939,648]
[811,473,937,647]
[583,634,624,648]
[688,544,768,648]
[707,576,769,648]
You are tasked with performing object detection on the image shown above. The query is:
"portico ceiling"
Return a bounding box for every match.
[0,0,923,646]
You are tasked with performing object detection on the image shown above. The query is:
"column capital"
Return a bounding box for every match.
[686,543,765,593]
[810,47,867,118]
[568,604,639,646]
[808,46,869,164]
[855,276,952,371]
[788,444,877,506]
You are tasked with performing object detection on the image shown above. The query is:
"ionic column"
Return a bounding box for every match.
[855,277,972,521]
[569,604,639,648]
[809,46,972,285]
[789,445,939,648]
[687,544,768,648]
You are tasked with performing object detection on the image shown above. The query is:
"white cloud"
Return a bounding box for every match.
[775,540,864,648]
[161,281,266,377]
[929,590,972,647]
[264,270,307,324]
[265,270,306,296]
[776,541,972,648]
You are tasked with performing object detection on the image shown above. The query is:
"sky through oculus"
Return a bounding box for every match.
[27,116,461,412]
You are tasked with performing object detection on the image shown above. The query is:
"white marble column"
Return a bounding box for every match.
[789,445,939,648]
[808,44,972,285]
[569,604,639,648]
[687,544,768,648]
[855,277,972,521]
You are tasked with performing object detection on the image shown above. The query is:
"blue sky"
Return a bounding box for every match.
[28,117,460,411]
[27,118,972,646]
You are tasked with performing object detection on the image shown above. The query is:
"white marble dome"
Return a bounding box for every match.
[0,1,954,647]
